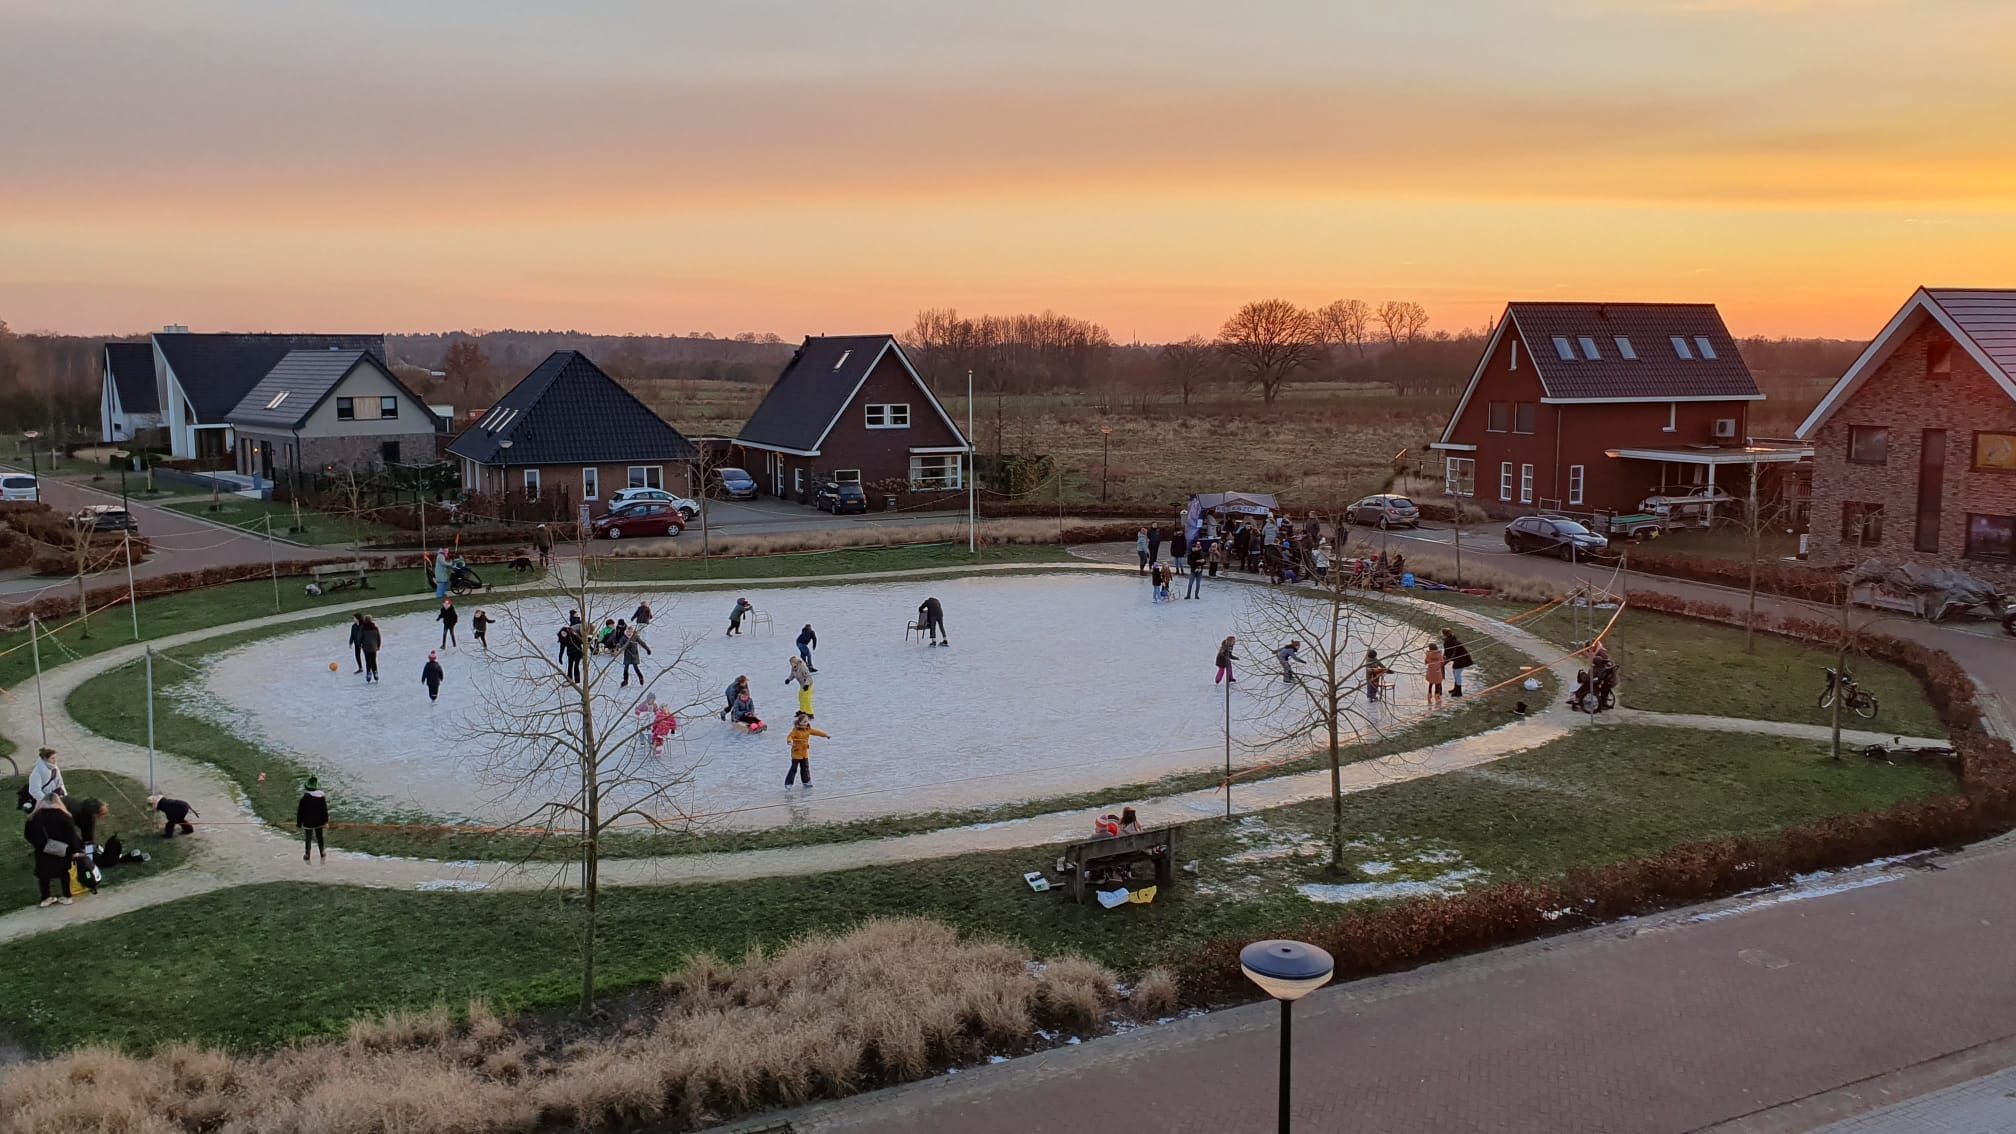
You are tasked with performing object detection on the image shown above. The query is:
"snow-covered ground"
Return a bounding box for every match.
[184,574,1454,830]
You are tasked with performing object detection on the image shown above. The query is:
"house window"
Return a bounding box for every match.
[1444,457,1475,497]
[793,467,805,495]
[1486,402,1510,432]
[1916,429,1945,553]
[1966,514,2014,561]
[1663,403,1677,432]
[379,396,398,419]
[1577,336,1600,360]
[832,469,862,483]
[1841,501,1883,545]
[1671,336,1694,360]
[1848,426,1890,465]
[1614,336,1637,360]
[1519,463,1534,504]
[1928,340,1954,379]
[1568,465,1585,506]
[1513,402,1537,435]
[523,469,541,500]
[1552,336,1575,361]
[865,403,911,429]
[909,454,963,490]
[1694,336,1718,360]
[1973,431,2016,472]
[336,397,355,420]
[581,467,600,500]
[627,465,663,490]
[380,441,400,464]
[1499,461,1513,502]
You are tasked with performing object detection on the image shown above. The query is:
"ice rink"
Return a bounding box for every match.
[184,573,1463,830]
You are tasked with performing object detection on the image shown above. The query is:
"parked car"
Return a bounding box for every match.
[591,501,685,540]
[73,505,138,533]
[606,486,700,519]
[1346,494,1421,529]
[714,467,758,499]
[814,480,868,514]
[1504,515,1609,560]
[0,474,37,502]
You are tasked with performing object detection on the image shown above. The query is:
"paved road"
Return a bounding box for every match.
[783,835,2016,1134]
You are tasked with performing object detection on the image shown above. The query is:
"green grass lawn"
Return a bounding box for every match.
[0,770,194,914]
[0,725,1950,1053]
[1641,526,1801,563]
[1419,593,1945,738]
[161,497,405,548]
[588,542,1072,581]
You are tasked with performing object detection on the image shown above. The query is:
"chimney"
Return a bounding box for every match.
[162,323,189,334]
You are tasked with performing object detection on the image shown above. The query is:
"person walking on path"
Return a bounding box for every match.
[1441,629,1473,697]
[620,629,652,687]
[421,651,445,702]
[436,599,459,648]
[1135,527,1150,575]
[359,616,382,682]
[25,747,65,809]
[348,613,369,674]
[727,597,754,636]
[784,712,829,787]
[149,794,198,838]
[917,597,948,646]
[1215,636,1240,684]
[786,655,815,718]
[296,777,329,863]
[433,548,452,600]
[1185,544,1205,599]
[533,523,553,568]
[796,624,819,670]
[1423,641,1446,704]
[25,795,82,907]
[1147,525,1163,568]
[472,609,490,651]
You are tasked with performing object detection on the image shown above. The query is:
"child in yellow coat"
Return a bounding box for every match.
[786,712,828,787]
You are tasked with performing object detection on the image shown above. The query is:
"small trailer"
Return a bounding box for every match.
[1593,511,1668,541]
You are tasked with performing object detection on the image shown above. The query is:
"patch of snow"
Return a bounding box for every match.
[987,1055,1008,1065]
[1355,860,1396,876]
[1298,867,1483,904]
[1685,857,1917,924]
[415,879,489,892]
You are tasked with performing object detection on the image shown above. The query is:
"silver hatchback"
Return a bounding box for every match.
[1347,494,1421,529]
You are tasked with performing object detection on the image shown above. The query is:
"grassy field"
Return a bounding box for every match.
[0,725,1951,1053]
[161,497,405,548]
[0,770,194,914]
[1639,525,1802,563]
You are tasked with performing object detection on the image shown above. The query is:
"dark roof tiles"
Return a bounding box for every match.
[226,349,430,431]
[155,333,387,422]
[447,351,696,466]
[1925,289,2016,381]
[104,342,158,414]
[737,335,903,453]
[1508,303,1759,401]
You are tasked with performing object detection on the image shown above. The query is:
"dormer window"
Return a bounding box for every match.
[1671,336,1694,360]
[1577,336,1600,360]
[1694,336,1717,360]
[1552,336,1575,360]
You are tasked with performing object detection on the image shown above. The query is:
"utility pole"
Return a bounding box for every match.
[123,530,139,640]
[1224,673,1233,820]
[145,646,157,792]
[29,613,46,745]
[266,514,280,611]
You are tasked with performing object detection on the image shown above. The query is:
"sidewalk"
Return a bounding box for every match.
[781,834,2016,1134]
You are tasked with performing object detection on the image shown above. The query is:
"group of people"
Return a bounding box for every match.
[1137,512,1411,593]
[15,746,230,908]
[1209,626,1476,702]
[715,613,833,785]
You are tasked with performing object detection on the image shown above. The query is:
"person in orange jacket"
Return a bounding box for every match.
[785,712,829,787]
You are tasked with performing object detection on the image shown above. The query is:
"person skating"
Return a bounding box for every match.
[786,655,815,718]
[1441,629,1473,697]
[437,599,459,648]
[421,651,445,702]
[632,600,653,629]
[348,613,369,673]
[1275,639,1302,681]
[796,623,818,671]
[359,616,382,682]
[472,609,490,651]
[784,712,828,786]
[1215,636,1240,685]
[620,628,652,687]
[148,794,198,838]
[559,624,585,683]
[25,746,65,809]
[727,597,754,636]
[25,794,82,907]
[296,777,329,863]
[916,597,948,646]
[1363,649,1387,701]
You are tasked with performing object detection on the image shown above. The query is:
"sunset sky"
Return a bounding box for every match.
[3,0,2013,342]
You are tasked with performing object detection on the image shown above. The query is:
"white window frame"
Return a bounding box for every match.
[523,468,541,500]
[1519,463,1534,504]
[1568,464,1585,506]
[1663,402,1677,432]
[1444,456,1475,498]
[865,403,911,429]
[832,469,862,483]
[627,465,663,490]
[1508,341,1518,371]
[794,467,805,495]
[581,467,599,501]
[909,453,963,490]
[1499,461,1513,503]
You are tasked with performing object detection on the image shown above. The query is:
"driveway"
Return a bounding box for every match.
[586,496,968,550]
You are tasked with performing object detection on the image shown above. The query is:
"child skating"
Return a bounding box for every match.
[785,655,815,718]
[727,597,754,636]
[1215,635,1240,684]
[1276,639,1302,681]
[421,651,445,701]
[472,609,490,651]
[796,623,818,670]
[916,597,948,646]
[436,599,458,648]
[785,712,829,787]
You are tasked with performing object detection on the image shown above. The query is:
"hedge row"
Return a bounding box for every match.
[1619,544,1837,601]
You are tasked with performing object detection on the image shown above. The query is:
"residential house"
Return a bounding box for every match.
[733,335,969,505]
[100,342,161,444]
[225,349,442,485]
[447,350,697,511]
[1431,302,1793,516]
[1796,288,2016,587]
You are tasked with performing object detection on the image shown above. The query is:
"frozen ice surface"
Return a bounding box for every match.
[190,574,1435,830]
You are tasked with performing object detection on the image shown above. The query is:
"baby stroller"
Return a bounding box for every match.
[449,562,489,595]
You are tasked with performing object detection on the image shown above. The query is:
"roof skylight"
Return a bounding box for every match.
[1694,336,1717,360]
[265,391,290,410]
[1578,336,1600,360]
[1614,336,1637,360]
[1671,336,1694,360]
[833,350,852,371]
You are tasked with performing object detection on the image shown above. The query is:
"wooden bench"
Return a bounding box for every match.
[1060,826,1177,904]
[308,561,371,594]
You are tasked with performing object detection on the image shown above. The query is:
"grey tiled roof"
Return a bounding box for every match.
[154,333,387,422]
[1925,288,2016,382]
[447,351,696,467]
[104,342,158,414]
[226,349,432,431]
[738,335,904,452]
[1509,303,1760,400]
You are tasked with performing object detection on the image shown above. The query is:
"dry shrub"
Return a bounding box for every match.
[1128,968,1181,1020]
[1034,956,1117,1032]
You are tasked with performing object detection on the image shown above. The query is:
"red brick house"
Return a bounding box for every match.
[1431,302,1792,517]
[733,335,969,505]
[1797,288,2016,587]
[448,350,697,512]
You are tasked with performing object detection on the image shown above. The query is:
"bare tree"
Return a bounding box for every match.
[1216,300,1322,406]
[1158,337,1219,406]
[1398,301,1431,343]
[442,340,493,410]
[463,548,710,1010]
[1316,299,1373,359]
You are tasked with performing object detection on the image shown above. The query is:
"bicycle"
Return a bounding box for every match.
[1818,667,1880,720]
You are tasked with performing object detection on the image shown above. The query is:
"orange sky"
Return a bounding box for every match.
[2,0,2013,342]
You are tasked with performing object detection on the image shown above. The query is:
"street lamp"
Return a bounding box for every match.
[22,431,41,500]
[1241,939,1335,1134]
[1099,427,1113,504]
[114,450,129,511]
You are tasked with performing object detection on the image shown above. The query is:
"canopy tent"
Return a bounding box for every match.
[1190,491,1280,517]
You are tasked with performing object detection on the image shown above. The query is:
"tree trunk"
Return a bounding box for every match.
[1744,461,1761,654]
[1326,595,1344,870]
[577,576,602,1012]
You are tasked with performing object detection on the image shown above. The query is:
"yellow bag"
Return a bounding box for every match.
[67,865,86,897]
[1126,886,1157,905]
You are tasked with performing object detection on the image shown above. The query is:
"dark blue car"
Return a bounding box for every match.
[714,467,758,499]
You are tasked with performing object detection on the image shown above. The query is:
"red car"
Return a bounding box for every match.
[592,501,686,539]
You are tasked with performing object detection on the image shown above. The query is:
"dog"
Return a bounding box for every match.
[509,556,535,575]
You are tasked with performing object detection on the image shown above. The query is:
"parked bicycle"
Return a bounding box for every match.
[1818,667,1879,720]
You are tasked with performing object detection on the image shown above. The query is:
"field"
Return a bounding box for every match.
[161,497,405,548]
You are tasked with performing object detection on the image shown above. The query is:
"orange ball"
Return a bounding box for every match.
[329,662,340,672]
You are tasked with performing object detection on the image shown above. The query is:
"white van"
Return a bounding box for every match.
[0,474,37,502]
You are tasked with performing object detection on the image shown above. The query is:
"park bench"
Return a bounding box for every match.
[1059,826,1177,904]
[308,560,371,594]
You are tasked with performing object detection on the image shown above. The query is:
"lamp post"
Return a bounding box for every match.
[22,431,41,501]
[1241,939,1335,1134]
[1099,427,1113,504]
[115,450,129,512]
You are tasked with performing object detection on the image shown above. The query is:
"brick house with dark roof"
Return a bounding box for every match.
[733,335,969,506]
[448,350,697,514]
[1431,302,1795,517]
[1796,288,2016,587]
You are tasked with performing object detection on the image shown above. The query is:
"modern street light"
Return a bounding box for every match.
[1099,427,1113,504]
[114,450,130,512]
[22,431,41,501]
[1241,939,1335,1134]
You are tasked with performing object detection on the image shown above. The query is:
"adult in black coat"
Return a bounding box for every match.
[25,798,83,906]
[1146,525,1163,566]
[297,777,329,863]
[359,617,382,682]
[348,613,369,674]
[437,600,459,648]
[1441,629,1474,697]
[559,625,585,683]
[917,597,948,646]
